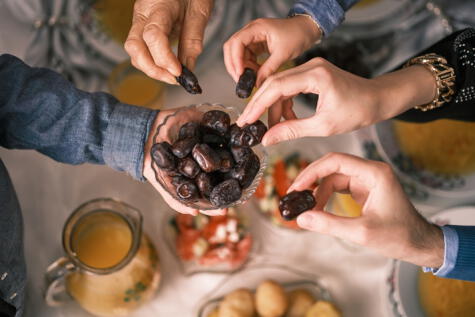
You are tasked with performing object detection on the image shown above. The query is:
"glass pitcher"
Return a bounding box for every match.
[45,198,160,317]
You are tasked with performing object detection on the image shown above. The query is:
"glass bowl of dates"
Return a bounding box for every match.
[151,103,268,210]
[196,264,338,317]
[165,207,254,275]
[254,152,315,231]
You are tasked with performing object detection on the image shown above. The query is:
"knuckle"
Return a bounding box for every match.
[142,25,164,44]
[374,161,395,179]
[283,125,299,141]
[252,18,268,28]
[124,38,141,55]
[316,118,335,136]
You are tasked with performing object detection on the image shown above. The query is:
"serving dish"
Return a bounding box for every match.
[151,103,267,211]
[196,263,333,317]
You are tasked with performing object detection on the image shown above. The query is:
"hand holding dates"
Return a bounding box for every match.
[279,190,316,220]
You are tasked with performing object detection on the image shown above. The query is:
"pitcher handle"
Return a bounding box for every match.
[44,257,75,306]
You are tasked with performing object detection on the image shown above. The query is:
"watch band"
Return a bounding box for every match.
[404,53,456,111]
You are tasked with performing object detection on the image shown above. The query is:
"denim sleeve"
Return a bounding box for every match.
[0,54,157,180]
[423,225,475,282]
[289,0,358,36]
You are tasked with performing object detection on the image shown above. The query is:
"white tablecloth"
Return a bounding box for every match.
[0,2,446,316]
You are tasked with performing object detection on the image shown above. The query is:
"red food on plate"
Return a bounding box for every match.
[170,208,252,269]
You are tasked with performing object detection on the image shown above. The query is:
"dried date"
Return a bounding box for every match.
[178,122,201,140]
[172,137,199,158]
[243,120,267,144]
[151,142,176,170]
[201,110,230,136]
[176,64,202,94]
[192,144,221,173]
[230,146,253,164]
[195,172,216,198]
[209,179,242,207]
[236,68,256,98]
[228,152,260,188]
[216,149,235,173]
[175,179,199,201]
[279,190,316,220]
[177,157,201,179]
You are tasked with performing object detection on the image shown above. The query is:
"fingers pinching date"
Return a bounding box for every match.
[152,110,266,207]
[279,190,316,221]
[236,68,257,99]
[176,64,202,94]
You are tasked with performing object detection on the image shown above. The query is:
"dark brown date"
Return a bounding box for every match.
[176,64,202,94]
[202,133,226,149]
[228,152,260,188]
[177,157,201,179]
[201,110,230,136]
[236,68,256,98]
[216,149,235,173]
[192,144,221,173]
[279,190,316,221]
[243,120,267,144]
[178,122,201,140]
[175,179,199,201]
[151,142,176,170]
[195,172,216,198]
[172,137,199,158]
[230,146,253,164]
[209,179,242,207]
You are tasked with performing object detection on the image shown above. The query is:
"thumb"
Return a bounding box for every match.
[262,117,315,146]
[178,0,213,70]
[256,51,287,87]
[297,211,360,242]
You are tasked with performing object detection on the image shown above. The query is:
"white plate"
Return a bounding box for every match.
[386,206,475,317]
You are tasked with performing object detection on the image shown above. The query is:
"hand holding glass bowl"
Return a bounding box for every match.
[146,103,267,215]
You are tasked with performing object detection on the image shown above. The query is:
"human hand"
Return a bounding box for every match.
[143,109,226,217]
[223,16,322,86]
[236,59,436,146]
[288,152,444,268]
[125,0,213,85]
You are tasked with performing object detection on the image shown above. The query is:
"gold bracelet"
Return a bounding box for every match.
[288,13,324,44]
[404,53,456,111]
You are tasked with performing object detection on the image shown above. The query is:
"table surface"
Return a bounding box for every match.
[0,2,450,317]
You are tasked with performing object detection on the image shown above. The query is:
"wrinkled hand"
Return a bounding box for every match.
[125,0,214,84]
[237,58,436,145]
[143,109,225,216]
[289,152,444,268]
[224,16,322,86]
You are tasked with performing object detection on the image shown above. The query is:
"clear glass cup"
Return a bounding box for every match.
[150,103,267,210]
[44,198,161,317]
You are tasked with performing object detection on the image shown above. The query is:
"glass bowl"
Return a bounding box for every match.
[163,206,257,275]
[151,103,268,210]
[195,263,332,317]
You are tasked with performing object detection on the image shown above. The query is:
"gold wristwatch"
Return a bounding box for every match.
[404,53,456,111]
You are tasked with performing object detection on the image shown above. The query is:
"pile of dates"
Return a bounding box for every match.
[151,110,267,208]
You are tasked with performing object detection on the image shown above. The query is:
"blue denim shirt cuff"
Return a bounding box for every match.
[103,104,158,181]
[422,225,458,276]
[289,0,345,36]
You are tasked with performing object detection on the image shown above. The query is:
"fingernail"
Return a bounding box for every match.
[297,213,314,227]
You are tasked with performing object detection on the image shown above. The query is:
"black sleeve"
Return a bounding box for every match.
[396,28,475,122]
[0,298,15,317]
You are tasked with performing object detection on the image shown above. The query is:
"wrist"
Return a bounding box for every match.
[405,221,444,268]
[289,15,323,44]
[371,65,437,120]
